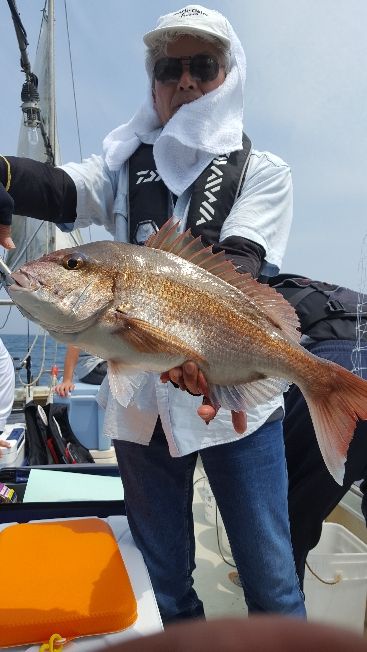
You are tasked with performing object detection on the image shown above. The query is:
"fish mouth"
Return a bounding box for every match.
[9,271,41,291]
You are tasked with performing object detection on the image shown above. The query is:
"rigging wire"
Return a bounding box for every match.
[63,0,83,163]
[352,233,367,378]
[37,2,48,51]
[0,306,13,330]
[63,0,93,242]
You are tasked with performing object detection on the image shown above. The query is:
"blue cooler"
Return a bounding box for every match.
[53,382,110,451]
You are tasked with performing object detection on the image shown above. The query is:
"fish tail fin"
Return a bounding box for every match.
[301,363,367,485]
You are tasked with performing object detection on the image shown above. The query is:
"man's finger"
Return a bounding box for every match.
[172,370,185,390]
[197,396,219,424]
[181,362,209,396]
[232,411,246,434]
[160,368,193,392]
[197,400,246,435]
[197,369,209,396]
[182,361,201,394]
[197,403,217,423]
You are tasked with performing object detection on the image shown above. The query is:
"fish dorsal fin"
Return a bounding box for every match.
[232,275,302,343]
[146,218,301,343]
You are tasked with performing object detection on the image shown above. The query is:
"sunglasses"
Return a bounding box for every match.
[153,54,221,84]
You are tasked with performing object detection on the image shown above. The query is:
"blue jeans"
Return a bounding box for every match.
[114,418,305,624]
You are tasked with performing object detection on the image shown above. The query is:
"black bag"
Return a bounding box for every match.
[268,274,367,341]
[24,401,94,465]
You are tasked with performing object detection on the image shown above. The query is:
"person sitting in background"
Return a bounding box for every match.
[54,344,107,397]
[0,336,15,457]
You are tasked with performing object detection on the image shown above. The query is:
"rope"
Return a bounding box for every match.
[305,560,342,585]
[17,330,50,388]
[199,475,342,585]
[39,633,65,652]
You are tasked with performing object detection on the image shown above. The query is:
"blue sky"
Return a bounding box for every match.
[1,0,367,333]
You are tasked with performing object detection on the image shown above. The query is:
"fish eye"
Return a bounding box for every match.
[62,253,87,270]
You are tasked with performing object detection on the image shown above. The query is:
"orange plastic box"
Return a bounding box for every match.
[0,518,137,647]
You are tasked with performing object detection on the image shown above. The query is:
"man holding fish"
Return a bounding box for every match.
[4,4,363,623]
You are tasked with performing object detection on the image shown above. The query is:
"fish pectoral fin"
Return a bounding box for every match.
[114,314,206,363]
[208,376,290,412]
[107,364,150,407]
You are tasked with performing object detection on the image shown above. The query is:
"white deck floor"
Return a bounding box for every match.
[193,459,367,633]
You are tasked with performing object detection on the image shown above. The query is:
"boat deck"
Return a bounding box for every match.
[2,400,366,626]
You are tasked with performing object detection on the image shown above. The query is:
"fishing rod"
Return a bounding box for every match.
[0,257,13,286]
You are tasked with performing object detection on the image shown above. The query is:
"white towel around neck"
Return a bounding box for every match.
[102,19,246,197]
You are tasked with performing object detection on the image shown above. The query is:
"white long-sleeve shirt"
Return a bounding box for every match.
[61,146,292,456]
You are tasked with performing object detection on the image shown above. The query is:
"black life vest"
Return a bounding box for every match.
[127,133,251,246]
[269,274,367,341]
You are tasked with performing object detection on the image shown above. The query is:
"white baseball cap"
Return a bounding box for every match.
[143,5,231,49]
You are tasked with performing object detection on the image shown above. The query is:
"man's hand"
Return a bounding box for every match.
[161,360,209,395]
[160,361,247,434]
[0,224,15,249]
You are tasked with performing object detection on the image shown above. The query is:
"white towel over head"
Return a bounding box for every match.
[103,6,246,197]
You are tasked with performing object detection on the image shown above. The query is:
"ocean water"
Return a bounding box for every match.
[0,333,67,386]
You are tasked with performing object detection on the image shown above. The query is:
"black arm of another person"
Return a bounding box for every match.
[0,156,77,224]
[213,235,266,278]
[0,182,14,225]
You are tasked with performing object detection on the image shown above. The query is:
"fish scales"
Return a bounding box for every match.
[114,246,287,373]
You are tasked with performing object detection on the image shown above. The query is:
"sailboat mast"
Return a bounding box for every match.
[45,0,56,254]
[48,0,56,157]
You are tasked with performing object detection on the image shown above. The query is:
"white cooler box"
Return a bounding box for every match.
[0,424,26,467]
[54,382,110,451]
[304,522,367,633]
